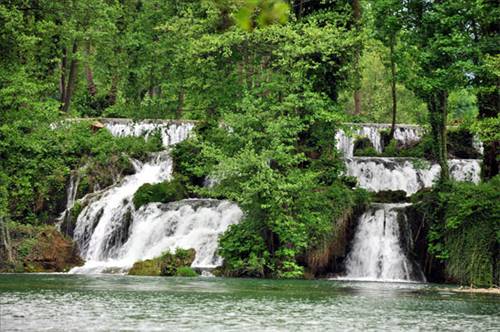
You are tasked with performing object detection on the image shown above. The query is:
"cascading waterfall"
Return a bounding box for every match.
[337,123,483,282]
[70,199,242,274]
[342,203,425,282]
[345,157,481,195]
[57,170,81,237]
[335,123,423,157]
[72,152,173,264]
[102,118,195,147]
[69,121,242,274]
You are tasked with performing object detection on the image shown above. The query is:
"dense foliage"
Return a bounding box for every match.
[415,177,500,287]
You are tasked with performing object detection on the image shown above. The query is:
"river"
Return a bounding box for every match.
[1,274,499,331]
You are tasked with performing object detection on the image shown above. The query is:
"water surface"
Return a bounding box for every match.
[1,274,499,331]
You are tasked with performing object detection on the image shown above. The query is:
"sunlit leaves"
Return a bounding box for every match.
[234,0,290,31]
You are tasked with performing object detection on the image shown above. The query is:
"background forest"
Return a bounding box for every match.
[0,0,498,285]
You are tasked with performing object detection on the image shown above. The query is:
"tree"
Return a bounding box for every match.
[470,0,499,179]
[352,0,363,115]
[399,1,476,181]
[372,0,403,138]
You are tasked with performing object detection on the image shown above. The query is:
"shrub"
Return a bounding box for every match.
[175,266,198,277]
[133,176,187,210]
[128,248,196,276]
[415,176,500,286]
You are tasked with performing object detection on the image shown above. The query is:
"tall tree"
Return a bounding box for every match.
[352,0,363,115]
[372,0,403,138]
[400,0,475,181]
[470,0,499,179]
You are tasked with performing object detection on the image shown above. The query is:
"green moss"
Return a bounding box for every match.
[175,266,198,277]
[353,138,379,156]
[127,259,162,276]
[354,146,379,157]
[71,202,83,221]
[0,223,83,273]
[17,238,37,260]
[133,176,188,210]
[128,248,196,276]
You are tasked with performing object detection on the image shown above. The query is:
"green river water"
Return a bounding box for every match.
[0,274,499,331]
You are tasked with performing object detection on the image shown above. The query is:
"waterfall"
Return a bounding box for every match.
[57,170,81,236]
[70,199,242,274]
[345,157,481,195]
[69,121,242,274]
[335,124,423,157]
[342,203,425,282]
[102,119,195,147]
[72,152,174,263]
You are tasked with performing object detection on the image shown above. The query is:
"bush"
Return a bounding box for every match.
[447,127,481,159]
[133,176,188,210]
[353,138,377,156]
[128,248,196,276]
[175,266,198,277]
[415,176,500,286]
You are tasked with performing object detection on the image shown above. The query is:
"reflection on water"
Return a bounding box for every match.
[0,274,499,331]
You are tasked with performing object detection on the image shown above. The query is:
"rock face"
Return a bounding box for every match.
[128,248,196,276]
[20,228,83,272]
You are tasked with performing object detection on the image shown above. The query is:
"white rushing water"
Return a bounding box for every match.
[70,199,242,274]
[103,119,195,147]
[69,121,242,274]
[342,203,425,282]
[345,157,481,195]
[335,123,423,157]
[57,170,81,235]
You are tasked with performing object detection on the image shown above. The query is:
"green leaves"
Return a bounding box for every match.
[234,0,290,31]
[419,177,500,286]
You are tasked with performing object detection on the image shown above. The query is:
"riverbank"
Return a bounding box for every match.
[445,287,500,295]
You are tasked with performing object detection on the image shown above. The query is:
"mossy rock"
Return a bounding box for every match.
[373,190,409,203]
[133,176,188,210]
[127,258,163,276]
[21,227,84,272]
[175,266,198,277]
[353,138,378,156]
[128,248,196,276]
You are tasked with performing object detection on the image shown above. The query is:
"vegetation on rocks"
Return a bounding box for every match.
[133,176,188,210]
[413,177,500,287]
[0,223,83,273]
[353,127,482,160]
[128,248,197,277]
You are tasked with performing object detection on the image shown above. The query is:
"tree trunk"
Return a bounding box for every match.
[84,42,97,97]
[0,217,13,265]
[352,0,362,115]
[429,90,449,181]
[60,47,67,103]
[176,88,184,119]
[478,91,499,179]
[389,41,397,138]
[298,0,304,18]
[353,90,362,115]
[106,75,118,106]
[61,41,79,113]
